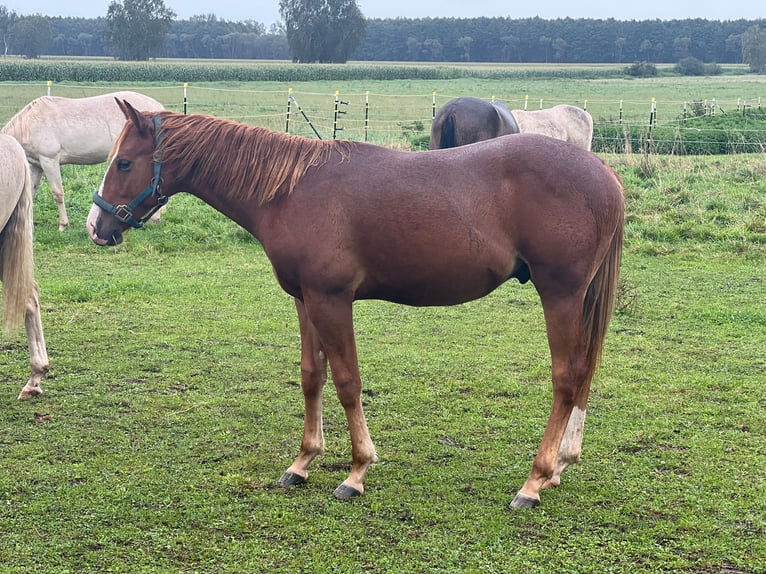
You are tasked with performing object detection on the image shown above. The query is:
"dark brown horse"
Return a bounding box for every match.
[87,100,624,509]
[429,96,520,149]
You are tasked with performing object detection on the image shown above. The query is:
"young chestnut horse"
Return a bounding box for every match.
[429,96,519,149]
[88,101,624,509]
[512,104,594,151]
[0,134,49,399]
[2,91,164,230]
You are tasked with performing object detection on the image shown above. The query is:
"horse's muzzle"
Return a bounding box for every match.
[86,203,124,246]
[91,228,123,246]
[87,215,122,246]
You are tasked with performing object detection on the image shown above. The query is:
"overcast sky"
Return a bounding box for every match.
[1,0,762,28]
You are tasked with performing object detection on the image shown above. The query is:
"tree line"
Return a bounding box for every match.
[359,17,765,65]
[1,1,765,69]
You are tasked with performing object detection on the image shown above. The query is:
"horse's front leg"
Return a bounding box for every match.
[302,293,377,499]
[17,284,49,399]
[279,298,328,487]
[38,157,68,230]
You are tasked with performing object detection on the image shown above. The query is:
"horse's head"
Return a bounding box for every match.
[87,99,168,246]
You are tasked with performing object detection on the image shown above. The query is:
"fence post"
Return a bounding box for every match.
[619,100,623,125]
[47,80,52,96]
[183,82,188,114]
[285,88,293,133]
[364,91,370,142]
[524,95,529,111]
[432,91,436,118]
[333,90,348,140]
[647,97,657,151]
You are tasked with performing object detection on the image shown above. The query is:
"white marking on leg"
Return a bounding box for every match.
[546,406,586,488]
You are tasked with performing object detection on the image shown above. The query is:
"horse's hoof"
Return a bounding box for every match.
[510,492,541,509]
[17,387,43,400]
[278,471,306,488]
[333,482,362,500]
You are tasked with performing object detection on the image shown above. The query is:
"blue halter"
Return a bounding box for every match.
[92,114,168,229]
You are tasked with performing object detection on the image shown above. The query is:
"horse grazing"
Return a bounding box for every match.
[512,104,594,151]
[88,101,624,509]
[2,91,164,230]
[429,96,519,149]
[0,134,49,399]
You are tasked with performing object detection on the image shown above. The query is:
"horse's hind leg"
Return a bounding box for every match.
[280,298,328,487]
[17,284,49,399]
[38,157,68,230]
[511,289,593,509]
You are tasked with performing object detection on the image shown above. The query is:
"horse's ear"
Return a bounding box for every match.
[116,98,152,137]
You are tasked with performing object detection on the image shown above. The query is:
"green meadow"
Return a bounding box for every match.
[0,67,764,572]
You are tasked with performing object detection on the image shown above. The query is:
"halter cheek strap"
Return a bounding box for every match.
[92,115,168,229]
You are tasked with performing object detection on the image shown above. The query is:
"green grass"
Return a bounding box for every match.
[0,71,764,571]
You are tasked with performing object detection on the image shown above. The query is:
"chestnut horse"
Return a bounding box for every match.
[2,91,164,230]
[429,96,519,149]
[88,101,624,509]
[0,134,49,398]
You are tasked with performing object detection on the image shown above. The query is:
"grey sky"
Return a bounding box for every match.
[1,0,762,28]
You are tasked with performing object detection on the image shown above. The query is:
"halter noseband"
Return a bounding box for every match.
[92,114,168,229]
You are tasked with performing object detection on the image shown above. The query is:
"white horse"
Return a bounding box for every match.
[2,91,165,230]
[0,134,49,399]
[512,104,594,151]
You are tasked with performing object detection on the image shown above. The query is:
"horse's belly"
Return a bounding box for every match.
[359,258,518,307]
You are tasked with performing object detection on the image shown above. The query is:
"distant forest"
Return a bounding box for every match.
[39,15,766,63]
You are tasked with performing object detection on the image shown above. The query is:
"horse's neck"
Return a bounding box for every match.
[185,183,263,241]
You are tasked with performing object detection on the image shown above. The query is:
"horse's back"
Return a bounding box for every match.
[512,105,593,151]
[2,91,164,163]
[432,133,618,220]
[108,91,164,112]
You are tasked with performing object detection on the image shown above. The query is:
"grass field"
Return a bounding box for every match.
[0,72,764,572]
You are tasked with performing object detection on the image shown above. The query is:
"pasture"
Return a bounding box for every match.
[0,72,765,572]
[2,67,766,147]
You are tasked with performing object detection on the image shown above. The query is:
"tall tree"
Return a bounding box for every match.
[8,15,51,58]
[278,0,366,63]
[0,5,18,55]
[741,25,766,73]
[103,0,175,60]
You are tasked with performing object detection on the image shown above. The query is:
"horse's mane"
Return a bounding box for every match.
[155,112,349,204]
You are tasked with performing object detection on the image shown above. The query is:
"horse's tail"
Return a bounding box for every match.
[439,111,457,149]
[1,160,35,333]
[581,199,624,383]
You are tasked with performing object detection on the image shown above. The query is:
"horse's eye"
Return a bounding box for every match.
[117,159,131,171]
